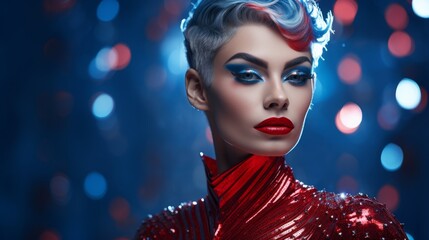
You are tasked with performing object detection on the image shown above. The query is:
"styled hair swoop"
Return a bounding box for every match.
[181,0,333,85]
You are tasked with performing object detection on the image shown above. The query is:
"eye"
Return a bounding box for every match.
[231,70,263,84]
[282,69,313,86]
[225,64,264,84]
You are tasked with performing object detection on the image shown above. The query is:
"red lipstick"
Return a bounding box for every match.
[254,117,294,135]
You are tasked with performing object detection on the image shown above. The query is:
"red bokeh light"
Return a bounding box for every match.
[385,4,408,30]
[337,55,362,84]
[388,31,414,57]
[111,43,131,70]
[337,175,359,193]
[40,230,60,240]
[377,185,400,211]
[44,0,75,13]
[377,103,401,130]
[333,0,358,25]
[335,103,363,135]
[414,87,428,113]
[109,197,130,223]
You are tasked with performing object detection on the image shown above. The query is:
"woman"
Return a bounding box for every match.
[136,0,407,239]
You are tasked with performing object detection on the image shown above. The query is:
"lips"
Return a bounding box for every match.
[254,117,295,135]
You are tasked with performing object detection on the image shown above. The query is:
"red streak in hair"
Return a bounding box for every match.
[245,2,314,51]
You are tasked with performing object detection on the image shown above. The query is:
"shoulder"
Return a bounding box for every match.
[316,191,407,239]
[135,199,207,240]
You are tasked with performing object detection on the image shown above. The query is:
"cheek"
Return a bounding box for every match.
[211,89,255,126]
[289,88,313,121]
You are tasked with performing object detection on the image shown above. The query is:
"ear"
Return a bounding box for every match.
[185,68,209,111]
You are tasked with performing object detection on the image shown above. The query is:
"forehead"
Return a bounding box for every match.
[215,24,312,66]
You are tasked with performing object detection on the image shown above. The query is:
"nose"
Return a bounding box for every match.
[263,80,289,110]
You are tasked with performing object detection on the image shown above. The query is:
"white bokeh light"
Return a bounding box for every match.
[412,0,429,18]
[395,78,421,110]
[335,103,363,134]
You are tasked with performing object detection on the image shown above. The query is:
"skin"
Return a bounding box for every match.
[186,24,314,173]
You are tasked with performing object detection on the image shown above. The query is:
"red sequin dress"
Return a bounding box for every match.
[136,154,407,239]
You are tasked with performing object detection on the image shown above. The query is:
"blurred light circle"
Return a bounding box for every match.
[40,230,60,240]
[406,232,415,240]
[377,185,400,211]
[84,172,107,200]
[97,0,120,22]
[333,0,358,25]
[109,197,130,222]
[337,55,361,84]
[50,174,70,205]
[415,87,428,112]
[395,78,421,110]
[145,65,167,89]
[385,4,408,30]
[377,103,401,130]
[111,43,131,70]
[92,93,115,118]
[388,31,414,57]
[89,59,109,80]
[44,0,76,13]
[412,0,429,18]
[381,143,403,171]
[335,103,363,134]
[95,47,115,72]
[167,47,188,75]
[336,175,358,194]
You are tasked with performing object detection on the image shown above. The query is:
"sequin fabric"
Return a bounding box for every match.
[136,155,407,239]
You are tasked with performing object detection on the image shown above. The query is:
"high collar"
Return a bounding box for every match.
[201,154,297,221]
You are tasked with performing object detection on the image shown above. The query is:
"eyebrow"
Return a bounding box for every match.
[225,52,312,70]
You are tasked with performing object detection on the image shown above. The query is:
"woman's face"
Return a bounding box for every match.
[205,24,314,156]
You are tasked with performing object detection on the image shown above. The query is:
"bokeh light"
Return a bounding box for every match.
[84,172,107,200]
[377,103,401,130]
[44,0,76,13]
[97,0,120,22]
[40,230,61,240]
[385,4,408,30]
[333,0,358,25]
[415,87,428,112]
[377,184,400,211]
[337,175,359,194]
[55,91,74,117]
[161,32,188,76]
[412,0,429,18]
[96,47,115,72]
[50,174,70,205]
[335,103,363,134]
[395,78,421,110]
[407,232,415,240]
[144,65,168,89]
[111,43,131,70]
[92,93,115,118]
[388,31,414,57]
[381,143,404,171]
[89,58,109,80]
[109,197,130,223]
[337,55,361,84]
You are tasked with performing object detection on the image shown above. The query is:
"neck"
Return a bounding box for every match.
[211,130,252,173]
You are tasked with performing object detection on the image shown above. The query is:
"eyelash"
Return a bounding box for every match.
[282,70,313,86]
[225,64,312,86]
[231,69,264,84]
